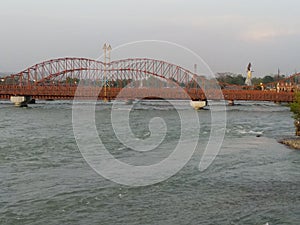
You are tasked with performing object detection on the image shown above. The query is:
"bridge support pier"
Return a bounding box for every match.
[228,100,234,106]
[125,99,134,105]
[29,99,36,104]
[10,96,32,107]
[190,100,207,110]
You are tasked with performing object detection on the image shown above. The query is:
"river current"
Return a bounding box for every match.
[0,100,299,225]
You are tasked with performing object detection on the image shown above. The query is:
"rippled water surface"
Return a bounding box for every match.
[0,100,299,225]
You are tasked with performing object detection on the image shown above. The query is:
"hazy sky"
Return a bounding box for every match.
[1,0,300,76]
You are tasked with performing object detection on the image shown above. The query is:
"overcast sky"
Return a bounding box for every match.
[1,0,300,76]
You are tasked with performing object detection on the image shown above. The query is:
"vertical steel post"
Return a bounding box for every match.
[103,43,107,102]
[103,43,112,102]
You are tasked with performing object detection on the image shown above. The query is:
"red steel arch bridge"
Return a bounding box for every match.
[0,57,298,103]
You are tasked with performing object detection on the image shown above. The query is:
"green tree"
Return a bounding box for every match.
[216,72,245,85]
[251,77,263,85]
[290,92,300,136]
[262,75,274,84]
[66,77,79,84]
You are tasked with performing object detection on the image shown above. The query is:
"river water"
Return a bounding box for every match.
[0,100,299,225]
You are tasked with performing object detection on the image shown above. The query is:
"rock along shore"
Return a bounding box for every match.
[279,138,300,150]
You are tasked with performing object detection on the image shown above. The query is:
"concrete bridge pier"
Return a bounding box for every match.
[10,96,32,107]
[228,100,235,106]
[125,99,134,105]
[29,99,36,104]
[190,100,207,110]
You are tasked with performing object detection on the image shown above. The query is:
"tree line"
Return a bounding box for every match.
[216,72,286,85]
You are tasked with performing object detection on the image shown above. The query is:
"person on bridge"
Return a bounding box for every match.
[260,82,264,91]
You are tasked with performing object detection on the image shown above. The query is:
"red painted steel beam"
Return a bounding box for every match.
[0,85,296,102]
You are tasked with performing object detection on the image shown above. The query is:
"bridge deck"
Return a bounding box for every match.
[0,86,295,102]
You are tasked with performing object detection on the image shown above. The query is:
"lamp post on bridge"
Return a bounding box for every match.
[103,43,112,102]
